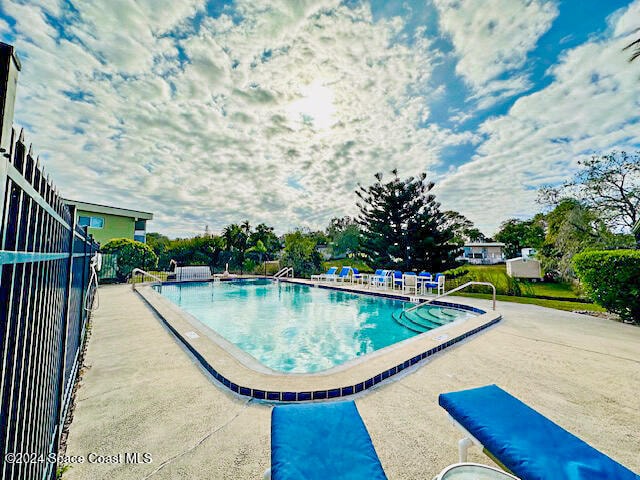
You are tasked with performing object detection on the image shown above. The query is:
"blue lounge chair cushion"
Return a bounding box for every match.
[271,401,387,480]
[439,384,638,480]
[337,267,350,278]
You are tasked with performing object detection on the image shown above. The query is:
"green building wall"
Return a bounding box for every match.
[76,209,135,246]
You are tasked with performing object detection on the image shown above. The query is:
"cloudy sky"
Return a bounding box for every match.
[0,0,638,237]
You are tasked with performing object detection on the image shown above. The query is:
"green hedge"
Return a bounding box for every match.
[102,238,158,282]
[573,250,640,323]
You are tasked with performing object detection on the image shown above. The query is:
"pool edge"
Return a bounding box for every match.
[134,281,502,402]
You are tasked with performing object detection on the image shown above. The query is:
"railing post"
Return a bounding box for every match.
[53,204,76,473]
[79,226,88,336]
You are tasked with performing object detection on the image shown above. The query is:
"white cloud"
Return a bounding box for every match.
[433,0,558,104]
[4,0,638,239]
[437,1,640,235]
[4,0,475,236]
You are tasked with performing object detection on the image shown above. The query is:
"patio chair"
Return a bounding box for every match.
[311,266,338,281]
[402,272,418,294]
[417,271,431,295]
[369,269,389,289]
[392,270,404,290]
[423,273,445,295]
[334,266,352,282]
[266,401,387,480]
[351,267,366,285]
[439,384,638,480]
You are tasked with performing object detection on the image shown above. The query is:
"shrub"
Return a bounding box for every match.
[101,238,158,282]
[280,231,323,278]
[573,250,640,323]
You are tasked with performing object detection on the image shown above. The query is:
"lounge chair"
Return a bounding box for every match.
[423,273,445,295]
[175,265,212,282]
[266,401,387,480]
[402,272,418,294]
[334,266,352,282]
[439,384,638,480]
[369,269,388,289]
[311,266,338,281]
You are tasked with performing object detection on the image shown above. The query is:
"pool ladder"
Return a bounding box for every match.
[273,266,294,280]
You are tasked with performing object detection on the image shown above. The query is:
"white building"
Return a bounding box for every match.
[459,242,506,265]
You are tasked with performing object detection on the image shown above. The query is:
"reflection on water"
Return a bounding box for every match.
[158,280,472,373]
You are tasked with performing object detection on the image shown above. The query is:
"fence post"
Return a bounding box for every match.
[53,204,76,474]
[80,227,89,337]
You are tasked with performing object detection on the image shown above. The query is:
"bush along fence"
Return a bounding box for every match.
[0,125,99,479]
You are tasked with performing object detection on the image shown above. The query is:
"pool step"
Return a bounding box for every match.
[391,310,429,333]
[420,308,457,324]
[413,309,449,326]
[405,310,444,329]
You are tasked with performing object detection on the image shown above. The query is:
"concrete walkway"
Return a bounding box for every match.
[65,284,640,479]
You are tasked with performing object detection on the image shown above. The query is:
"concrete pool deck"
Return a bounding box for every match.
[64,284,640,479]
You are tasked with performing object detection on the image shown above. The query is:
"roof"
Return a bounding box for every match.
[633,220,640,234]
[464,242,506,247]
[506,257,540,264]
[63,199,153,220]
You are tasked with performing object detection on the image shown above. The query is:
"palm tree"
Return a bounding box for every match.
[222,224,249,274]
[247,240,268,276]
[624,32,640,62]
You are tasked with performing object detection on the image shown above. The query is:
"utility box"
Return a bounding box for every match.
[0,42,21,155]
[506,256,542,280]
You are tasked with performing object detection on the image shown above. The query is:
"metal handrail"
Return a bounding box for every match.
[130,268,164,284]
[273,267,294,279]
[273,267,288,278]
[405,281,496,312]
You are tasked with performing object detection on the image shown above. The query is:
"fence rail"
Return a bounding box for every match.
[0,126,99,479]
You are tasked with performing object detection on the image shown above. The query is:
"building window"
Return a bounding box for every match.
[134,234,146,243]
[134,219,146,231]
[78,215,104,229]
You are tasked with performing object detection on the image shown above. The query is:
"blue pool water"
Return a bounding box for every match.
[157,279,476,373]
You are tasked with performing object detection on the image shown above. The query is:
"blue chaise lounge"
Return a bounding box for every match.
[439,384,638,480]
[267,401,387,480]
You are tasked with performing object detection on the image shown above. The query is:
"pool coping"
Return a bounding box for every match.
[134,279,502,402]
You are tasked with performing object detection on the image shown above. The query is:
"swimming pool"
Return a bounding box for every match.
[157,279,477,373]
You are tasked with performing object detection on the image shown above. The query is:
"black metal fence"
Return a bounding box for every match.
[0,127,99,480]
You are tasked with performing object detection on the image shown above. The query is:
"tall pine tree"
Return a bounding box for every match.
[356,170,459,272]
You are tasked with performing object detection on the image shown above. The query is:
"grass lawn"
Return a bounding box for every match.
[457,292,605,313]
[525,281,580,298]
[461,264,583,299]
[322,258,373,273]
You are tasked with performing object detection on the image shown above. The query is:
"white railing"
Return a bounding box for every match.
[130,268,165,288]
[405,281,497,312]
[273,266,294,279]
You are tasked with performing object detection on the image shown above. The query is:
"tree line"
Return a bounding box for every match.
[107,151,638,285]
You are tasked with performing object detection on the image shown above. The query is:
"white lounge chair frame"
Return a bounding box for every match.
[447,414,485,462]
[447,414,519,478]
[311,267,337,281]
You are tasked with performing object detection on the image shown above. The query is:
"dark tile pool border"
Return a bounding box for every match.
[138,280,501,403]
